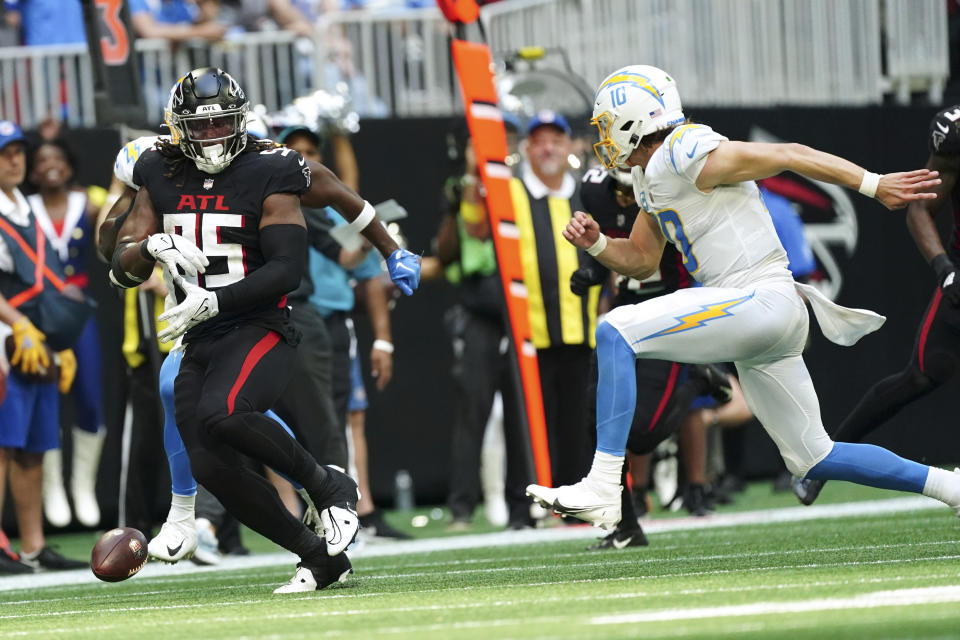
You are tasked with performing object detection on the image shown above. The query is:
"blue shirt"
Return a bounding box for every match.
[760,186,816,279]
[128,0,198,24]
[308,209,383,316]
[5,0,86,46]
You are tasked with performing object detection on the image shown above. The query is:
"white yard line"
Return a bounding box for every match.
[0,495,943,595]
[590,585,960,624]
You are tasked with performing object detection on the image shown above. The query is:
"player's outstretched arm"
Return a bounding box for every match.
[563,210,665,280]
[697,141,941,210]
[301,159,421,295]
[301,159,398,257]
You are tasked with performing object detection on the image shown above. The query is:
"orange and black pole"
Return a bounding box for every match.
[437,0,552,487]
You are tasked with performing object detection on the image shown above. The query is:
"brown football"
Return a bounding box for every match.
[90,527,149,583]
[3,335,57,384]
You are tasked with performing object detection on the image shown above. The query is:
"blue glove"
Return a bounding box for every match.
[386,249,421,296]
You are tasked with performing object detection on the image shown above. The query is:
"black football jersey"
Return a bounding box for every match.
[133,144,311,342]
[927,106,960,261]
[580,167,692,307]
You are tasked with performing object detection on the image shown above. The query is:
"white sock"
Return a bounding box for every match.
[922,467,960,507]
[168,493,196,522]
[586,451,624,494]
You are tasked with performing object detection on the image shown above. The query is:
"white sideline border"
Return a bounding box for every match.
[0,495,942,594]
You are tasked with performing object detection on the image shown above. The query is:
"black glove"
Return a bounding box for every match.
[931,253,960,306]
[570,265,605,296]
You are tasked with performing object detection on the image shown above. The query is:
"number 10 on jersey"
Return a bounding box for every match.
[655,209,699,273]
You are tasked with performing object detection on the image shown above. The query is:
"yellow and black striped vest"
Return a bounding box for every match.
[510,177,600,349]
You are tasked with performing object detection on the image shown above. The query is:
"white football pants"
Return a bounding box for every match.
[604,278,833,476]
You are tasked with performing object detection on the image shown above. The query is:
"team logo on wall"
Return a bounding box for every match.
[750,127,858,302]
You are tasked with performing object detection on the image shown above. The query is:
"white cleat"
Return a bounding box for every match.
[321,506,360,556]
[526,480,622,531]
[273,553,353,594]
[148,518,198,563]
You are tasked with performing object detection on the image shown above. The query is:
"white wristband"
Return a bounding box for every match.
[858,171,881,199]
[348,201,376,233]
[372,339,394,354]
[586,234,608,256]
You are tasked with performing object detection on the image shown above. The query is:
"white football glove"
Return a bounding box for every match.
[157,278,219,343]
[143,233,209,278]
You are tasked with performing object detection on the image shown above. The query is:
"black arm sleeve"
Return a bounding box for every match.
[214,224,306,313]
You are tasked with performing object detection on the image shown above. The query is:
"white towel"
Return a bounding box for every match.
[795,281,885,347]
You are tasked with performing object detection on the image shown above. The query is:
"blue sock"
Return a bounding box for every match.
[159,351,197,497]
[595,322,637,457]
[806,442,928,493]
[264,410,304,491]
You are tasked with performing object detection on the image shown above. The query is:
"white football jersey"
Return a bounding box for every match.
[113,135,165,190]
[632,124,791,289]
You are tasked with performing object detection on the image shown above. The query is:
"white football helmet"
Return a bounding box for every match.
[590,65,685,169]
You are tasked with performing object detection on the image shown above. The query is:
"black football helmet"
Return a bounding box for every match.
[165,68,249,174]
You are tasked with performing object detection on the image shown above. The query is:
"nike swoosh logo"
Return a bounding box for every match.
[298,157,306,166]
[167,541,183,556]
[937,122,950,133]
[686,142,699,159]
[612,535,633,549]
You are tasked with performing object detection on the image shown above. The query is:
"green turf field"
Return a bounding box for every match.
[2,482,960,639]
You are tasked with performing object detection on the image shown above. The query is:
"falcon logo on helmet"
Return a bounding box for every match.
[164,67,250,174]
[591,65,685,170]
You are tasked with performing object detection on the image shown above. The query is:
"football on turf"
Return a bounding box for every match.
[3,335,56,384]
[90,527,149,582]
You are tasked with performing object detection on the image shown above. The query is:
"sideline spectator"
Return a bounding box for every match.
[26,140,105,529]
[129,0,227,43]
[0,122,85,573]
[438,134,534,530]
[221,0,315,37]
[3,0,85,46]
[511,111,597,490]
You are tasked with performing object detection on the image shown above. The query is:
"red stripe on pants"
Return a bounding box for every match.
[227,331,281,415]
[647,362,680,432]
[918,287,942,374]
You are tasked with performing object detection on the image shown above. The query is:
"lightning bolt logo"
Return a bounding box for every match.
[637,293,754,342]
[599,73,665,107]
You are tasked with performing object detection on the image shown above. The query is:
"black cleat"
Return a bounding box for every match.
[274,552,353,593]
[0,553,33,574]
[792,477,826,506]
[684,484,715,517]
[359,510,412,540]
[18,547,86,571]
[691,364,733,405]
[587,527,649,551]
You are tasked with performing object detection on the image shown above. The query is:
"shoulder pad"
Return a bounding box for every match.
[114,136,163,189]
[929,106,960,155]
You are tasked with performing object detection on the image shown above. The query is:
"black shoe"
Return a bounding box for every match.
[632,488,650,518]
[19,547,86,571]
[359,510,412,540]
[707,481,734,506]
[792,477,826,506]
[717,473,746,495]
[311,466,360,513]
[274,553,353,593]
[587,526,649,551]
[691,364,733,405]
[0,552,33,574]
[684,484,714,517]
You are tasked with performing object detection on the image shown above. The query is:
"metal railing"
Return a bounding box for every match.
[0,0,951,129]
